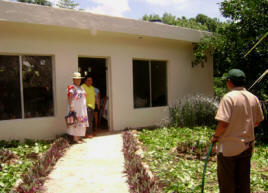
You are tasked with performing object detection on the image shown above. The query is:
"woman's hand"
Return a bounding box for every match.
[70,105,74,112]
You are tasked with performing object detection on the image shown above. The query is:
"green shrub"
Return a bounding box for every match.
[169,94,218,128]
[214,77,228,98]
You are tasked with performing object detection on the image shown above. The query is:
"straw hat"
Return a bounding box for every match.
[72,72,83,79]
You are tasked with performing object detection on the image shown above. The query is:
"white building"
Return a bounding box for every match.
[0,1,213,140]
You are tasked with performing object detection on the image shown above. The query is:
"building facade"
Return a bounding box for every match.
[0,1,213,140]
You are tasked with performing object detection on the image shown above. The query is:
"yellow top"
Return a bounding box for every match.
[82,83,95,109]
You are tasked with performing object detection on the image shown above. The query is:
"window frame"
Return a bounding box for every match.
[0,53,55,121]
[133,59,168,109]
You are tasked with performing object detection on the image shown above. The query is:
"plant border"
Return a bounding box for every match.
[10,137,70,193]
[123,130,161,193]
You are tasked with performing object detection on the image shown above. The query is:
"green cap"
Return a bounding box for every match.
[227,69,246,82]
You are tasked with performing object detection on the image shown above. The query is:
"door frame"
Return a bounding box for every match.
[78,55,113,131]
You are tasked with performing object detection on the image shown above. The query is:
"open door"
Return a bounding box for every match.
[78,57,109,131]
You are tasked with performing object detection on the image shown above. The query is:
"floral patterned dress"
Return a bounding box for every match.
[66,85,88,136]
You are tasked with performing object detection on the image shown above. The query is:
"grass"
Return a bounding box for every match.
[0,139,52,193]
[138,127,268,193]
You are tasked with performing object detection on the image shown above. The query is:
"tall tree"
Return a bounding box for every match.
[142,13,211,31]
[194,0,267,91]
[161,13,176,25]
[56,0,79,9]
[195,14,220,33]
[193,0,268,142]
[17,0,52,6]
[142,14,161,22]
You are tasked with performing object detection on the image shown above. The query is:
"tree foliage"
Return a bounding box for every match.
[195,14,222,33]
[56,0,79,9]
[193,0,268,100]
[142,13,225,33]
[17,0,52,6]
[193,0,268,142]
[142,13,221,32]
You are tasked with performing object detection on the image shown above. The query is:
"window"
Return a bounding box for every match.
[0,55,54,121]
[0,56,22,120]
[133,60,167,108]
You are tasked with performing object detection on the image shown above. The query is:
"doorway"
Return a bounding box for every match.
[78,57,109,131]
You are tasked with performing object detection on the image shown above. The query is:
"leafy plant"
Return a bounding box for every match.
[0,140,51,193]
[137,127,268,193]
[169,94,218,128]
[13,138,69,193]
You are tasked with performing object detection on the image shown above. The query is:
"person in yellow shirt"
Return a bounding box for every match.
[82,75,95,138]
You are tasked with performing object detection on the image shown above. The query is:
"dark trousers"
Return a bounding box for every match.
[86,107,94,134]
[217,147,252,193]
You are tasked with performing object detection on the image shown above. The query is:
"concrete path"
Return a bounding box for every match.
[40,132,129,193]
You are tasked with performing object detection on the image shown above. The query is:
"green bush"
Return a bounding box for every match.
[255,102,268,143]
[169,94,218,128]
[214,77,228,98]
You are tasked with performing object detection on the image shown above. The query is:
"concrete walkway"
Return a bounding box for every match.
[40,132,129,193]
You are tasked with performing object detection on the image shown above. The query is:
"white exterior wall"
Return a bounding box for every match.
[0,22,213,140]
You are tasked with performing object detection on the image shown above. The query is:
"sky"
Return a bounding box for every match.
[75,0,225,21]
[12,0,226,21]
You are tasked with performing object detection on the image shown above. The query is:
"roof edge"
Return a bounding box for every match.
[0,0,210,42]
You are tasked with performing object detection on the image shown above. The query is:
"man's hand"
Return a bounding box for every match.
[210,121,229,143]
[211,135,219,143]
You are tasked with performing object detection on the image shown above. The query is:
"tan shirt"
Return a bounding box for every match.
[215,87,264,157]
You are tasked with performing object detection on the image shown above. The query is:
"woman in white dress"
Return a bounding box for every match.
[66,72,88,143]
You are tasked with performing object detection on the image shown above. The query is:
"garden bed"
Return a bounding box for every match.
[0,138,70,193]
[125,127,267,193]
[123,130,161,193]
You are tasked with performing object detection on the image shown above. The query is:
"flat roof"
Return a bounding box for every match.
[0,0,209,42]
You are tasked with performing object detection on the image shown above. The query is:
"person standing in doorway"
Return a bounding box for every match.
[82,75,95,138]
[94,86,101,131]
[211,69,264,193]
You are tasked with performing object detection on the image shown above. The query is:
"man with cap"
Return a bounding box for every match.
[211,69,264,193]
